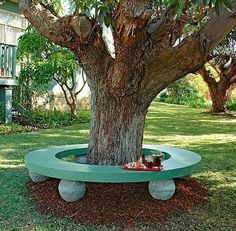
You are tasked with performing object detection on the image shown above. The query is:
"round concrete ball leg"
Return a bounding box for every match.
[58,179,86,202]
[29,172,49,182]
[148,179,176,200]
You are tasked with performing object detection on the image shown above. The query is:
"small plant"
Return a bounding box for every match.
[226,101,236,111]
[25,109,91,128]
[0,123,28,135]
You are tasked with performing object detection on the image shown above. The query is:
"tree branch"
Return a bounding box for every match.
[19,0,113,83]
[39,2,60,18]
[147,3,197,47]
[75,70,86,96]
[198,66,217,87]
[64,77,73,92]
[140,1,236,104]
[200,2,236,51]
[19,1,71,47]
[221,58,236,85]
[230,75,236,84]
[114,0,152,42]
[147,5,176,39]
[54,76,72,106]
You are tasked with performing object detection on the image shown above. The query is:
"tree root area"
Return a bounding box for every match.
[27,178,208,229]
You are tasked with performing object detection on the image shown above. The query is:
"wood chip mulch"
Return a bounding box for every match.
[27,178,208,229]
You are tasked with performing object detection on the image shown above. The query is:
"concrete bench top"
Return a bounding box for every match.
[25,144,201,183]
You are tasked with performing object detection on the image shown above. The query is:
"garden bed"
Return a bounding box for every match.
[27,178,208,229]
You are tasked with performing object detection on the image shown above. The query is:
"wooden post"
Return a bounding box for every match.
[0,86,5,123]
[4,86,13,124]
[11,46,16,79]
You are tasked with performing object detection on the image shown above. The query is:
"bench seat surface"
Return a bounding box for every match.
[25,144,201,182]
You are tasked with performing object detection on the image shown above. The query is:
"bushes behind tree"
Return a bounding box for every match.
[11,108,90,131]
[158,78,210,109]
[24,109,91,128]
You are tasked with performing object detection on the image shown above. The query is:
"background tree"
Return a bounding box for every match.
[19,0,236,165]
[17,26,86,118]
[198,29,236,113]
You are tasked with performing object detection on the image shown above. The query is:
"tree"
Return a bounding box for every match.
[19,0,236,165]
[17,26,86,118]
[198,29,236,113]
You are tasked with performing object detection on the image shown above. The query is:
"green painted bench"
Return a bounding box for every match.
[25,144,201,202]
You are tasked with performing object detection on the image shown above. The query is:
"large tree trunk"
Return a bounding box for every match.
[87,85,148,165]
[208,84,228,113]
[199,68,228,113]
[199,58,236,113]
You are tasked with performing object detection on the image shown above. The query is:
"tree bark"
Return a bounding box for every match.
[88,92,147,165]
[68,100,77,120]
[207,81,228,113]
[198,60,236,113]
[210,89,228,113]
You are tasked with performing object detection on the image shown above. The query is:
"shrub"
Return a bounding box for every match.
[76,110,91,124]
[0,124,28,135]
[226,101,236,111]
[158,78,209,109]
[159,92,169,103]
[25,109,91,128]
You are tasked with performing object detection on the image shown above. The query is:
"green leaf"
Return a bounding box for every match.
[196,0,203,5]
[98,9,106,25]
[202,0,209,4]
[223,0,233,10]
[215,0,225,16]
[104,14,114,28]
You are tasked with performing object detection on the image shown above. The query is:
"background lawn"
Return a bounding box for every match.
[0,102,235,231]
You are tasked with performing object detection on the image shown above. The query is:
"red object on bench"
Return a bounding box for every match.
[122,164,163,171]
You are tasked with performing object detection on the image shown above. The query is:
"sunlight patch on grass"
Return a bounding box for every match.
[195,171,236,190]
[0,163,25,168]
[198,119,236,124]
[0,147,15,152]
[0,159,24,168]
[144,134,236,147]
[0,159,23,163]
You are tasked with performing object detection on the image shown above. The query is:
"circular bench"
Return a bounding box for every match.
[25,144,201,202]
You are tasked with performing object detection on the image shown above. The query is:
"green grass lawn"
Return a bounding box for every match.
[0,102,235,231]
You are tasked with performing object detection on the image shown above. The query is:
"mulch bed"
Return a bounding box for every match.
[27,178,208,229]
